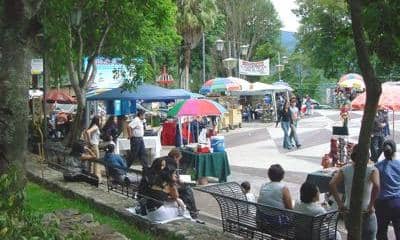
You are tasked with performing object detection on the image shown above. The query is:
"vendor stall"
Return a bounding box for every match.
[116,135,162,159]
[306,168,344,193]
[180,149,230,183]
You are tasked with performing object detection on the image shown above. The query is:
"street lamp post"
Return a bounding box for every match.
[276,52,288,82]
[216,39,249,77]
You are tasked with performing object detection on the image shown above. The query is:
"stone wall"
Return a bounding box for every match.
[26,155,241,240]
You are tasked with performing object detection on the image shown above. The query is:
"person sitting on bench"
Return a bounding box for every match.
[104,144,128,183]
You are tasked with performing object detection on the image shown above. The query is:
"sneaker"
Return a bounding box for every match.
[296,144,302,149]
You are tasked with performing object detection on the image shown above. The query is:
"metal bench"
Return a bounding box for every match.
[104,164,142,198]
[195,182,339,240]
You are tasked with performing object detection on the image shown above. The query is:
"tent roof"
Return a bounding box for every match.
[86,84,190,101]
[169,89,205,99]
[231,81,292,96]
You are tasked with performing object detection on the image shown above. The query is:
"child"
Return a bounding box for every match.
[241,181,256,202]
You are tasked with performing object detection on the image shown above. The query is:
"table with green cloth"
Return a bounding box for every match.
[306,168,344,193]
[180,150,231,183]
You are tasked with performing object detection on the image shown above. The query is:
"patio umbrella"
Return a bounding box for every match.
[351,82,400,139]
[46,90,76,104]
[338,73,365,90]
[351,82,400,110]
[200,77,249,95]
[167,99,227,117]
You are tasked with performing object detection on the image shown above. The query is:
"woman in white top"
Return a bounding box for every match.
[85,116,101,180]
[295,182,342,240]
[330,144,380,240]
[258,164,293,209]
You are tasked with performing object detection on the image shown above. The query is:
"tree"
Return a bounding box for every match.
[215,0,281,79]
[42,0,178,144]
[176,0,218,90]
[346,0,400,239]
[0,0,45,237]
[295,0,357,79]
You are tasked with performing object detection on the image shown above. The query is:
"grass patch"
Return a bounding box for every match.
[25,182,154,240]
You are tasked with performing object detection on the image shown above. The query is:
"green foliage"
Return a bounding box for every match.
[25,183,154,240]
[295,0,357,79]
[41,0,179,86]
[0,168,58,240]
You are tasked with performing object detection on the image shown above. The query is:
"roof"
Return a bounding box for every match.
[86,84,190,101]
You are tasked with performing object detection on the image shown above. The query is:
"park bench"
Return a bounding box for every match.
[104,163,142,198]
[195,182,339,240]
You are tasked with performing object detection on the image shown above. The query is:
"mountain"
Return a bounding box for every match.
[281,31,297,53]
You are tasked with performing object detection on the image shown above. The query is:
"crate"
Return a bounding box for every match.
[228,108,242,129]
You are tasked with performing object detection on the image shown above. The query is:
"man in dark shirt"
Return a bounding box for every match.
[370,110,386,162]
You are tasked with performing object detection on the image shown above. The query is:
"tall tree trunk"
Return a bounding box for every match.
[0,0,42,216]
[184,46,191,90]
[347,0,381,239]
[68,90,86,144]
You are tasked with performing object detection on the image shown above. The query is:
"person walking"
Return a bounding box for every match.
[375,140,400,240]
[276,99,293,150]
[371,109,387,162]
[330,144,380,240]
[127,110,149,172]
[289,97,301,148]
[85,116,102,181]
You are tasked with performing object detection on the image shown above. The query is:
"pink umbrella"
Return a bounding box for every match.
[176,99,224,117]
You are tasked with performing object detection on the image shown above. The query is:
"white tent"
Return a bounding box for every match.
[231,82,292,96]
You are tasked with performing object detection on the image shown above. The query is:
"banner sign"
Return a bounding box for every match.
[84,57,142,89]
[31,59,43,74]
[239,59,270,76]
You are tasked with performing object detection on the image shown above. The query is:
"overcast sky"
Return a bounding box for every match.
[271,0,301,32]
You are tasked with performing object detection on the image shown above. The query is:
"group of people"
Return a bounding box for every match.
[135,149,201,223]
[247,140,399,240]
[79,110,148,182]
[276,96,302,150]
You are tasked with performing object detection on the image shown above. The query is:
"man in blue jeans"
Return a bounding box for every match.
[276,99,292,150]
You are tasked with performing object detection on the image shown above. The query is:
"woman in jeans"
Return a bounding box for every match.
[375,139,400,240]
[330,144,380,240]
[276,100,293,150]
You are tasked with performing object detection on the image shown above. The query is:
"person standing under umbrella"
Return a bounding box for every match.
[128,110,149,172]
[371,109,387,162]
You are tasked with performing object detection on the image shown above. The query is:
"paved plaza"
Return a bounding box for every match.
[193,109,400,239]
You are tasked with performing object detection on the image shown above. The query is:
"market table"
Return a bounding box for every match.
[180,149,230,183]
[116,136,162,159]
[306,168,345,193]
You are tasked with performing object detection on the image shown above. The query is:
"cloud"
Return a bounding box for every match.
[271,0,301,32]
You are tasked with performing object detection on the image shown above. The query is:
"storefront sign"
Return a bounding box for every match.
[31,59,43,74]
[239,59,270,76]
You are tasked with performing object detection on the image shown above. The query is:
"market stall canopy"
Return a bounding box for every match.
[200,77,250,95]
[46,90,76,104]
[351,81,400,110]
[86,84,191,101]
[272,80,293,91]
[338,73,365,90]
[168,89,206,99]
[167,99,227,117]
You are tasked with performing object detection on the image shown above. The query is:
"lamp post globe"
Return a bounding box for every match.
[215,39,225,52]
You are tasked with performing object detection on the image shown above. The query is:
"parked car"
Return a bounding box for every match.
[301,98,332,112]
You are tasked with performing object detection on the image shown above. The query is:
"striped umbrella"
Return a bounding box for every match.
[200,77,249,95]
[338,73,365,90]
